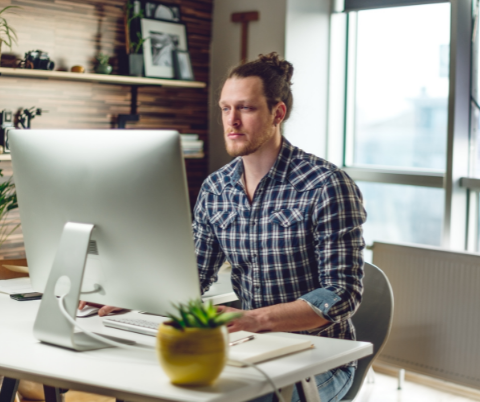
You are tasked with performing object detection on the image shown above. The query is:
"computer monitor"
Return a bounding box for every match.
[9,129,201,350]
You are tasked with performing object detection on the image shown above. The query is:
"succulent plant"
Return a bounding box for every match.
[166,299,242,330]
[96,53,110,66]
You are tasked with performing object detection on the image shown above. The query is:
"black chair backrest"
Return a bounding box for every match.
[341,262,394,401]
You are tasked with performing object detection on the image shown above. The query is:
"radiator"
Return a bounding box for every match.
[372,241,480,390]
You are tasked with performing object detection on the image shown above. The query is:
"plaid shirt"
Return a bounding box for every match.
[193,139,366,344]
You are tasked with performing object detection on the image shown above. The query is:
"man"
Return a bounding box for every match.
[193,52,366,402]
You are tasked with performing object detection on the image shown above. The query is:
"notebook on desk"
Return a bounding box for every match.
[227,331,314,367]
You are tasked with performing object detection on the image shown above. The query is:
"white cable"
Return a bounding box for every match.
[58,294,143,351]
[228,360,286,402]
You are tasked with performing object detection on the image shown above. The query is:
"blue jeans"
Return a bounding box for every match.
[250,366,355,402]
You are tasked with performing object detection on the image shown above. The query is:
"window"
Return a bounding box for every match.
[349,4,450,170]
[329,0,472,253]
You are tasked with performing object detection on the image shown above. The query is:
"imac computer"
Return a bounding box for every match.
[9,129,201,350]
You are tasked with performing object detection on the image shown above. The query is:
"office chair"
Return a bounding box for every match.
[340,262,394,401]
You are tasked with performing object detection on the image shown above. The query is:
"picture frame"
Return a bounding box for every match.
[173,50,194,81]
[143,1,181,22]
[141,19,188,79]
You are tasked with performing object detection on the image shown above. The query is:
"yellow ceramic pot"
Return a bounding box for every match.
[157,323,228,386]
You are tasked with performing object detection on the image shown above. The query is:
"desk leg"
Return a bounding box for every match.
[0,377,19,402]
[272,384,294,402]
[43,386,62,402]
[296,377,322,402]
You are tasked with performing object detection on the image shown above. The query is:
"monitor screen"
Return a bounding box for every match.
[9,129,201,316]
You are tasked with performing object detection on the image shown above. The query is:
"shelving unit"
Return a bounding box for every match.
[0,68,206,159]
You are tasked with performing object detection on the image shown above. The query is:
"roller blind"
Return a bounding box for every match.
[343,0,448,12]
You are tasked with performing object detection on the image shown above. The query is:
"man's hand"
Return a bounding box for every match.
[216,305,263,333]
[78,301,124,317]
[216,300,330,333]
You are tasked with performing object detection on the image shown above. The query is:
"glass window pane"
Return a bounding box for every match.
[358,182,444,254]
[351,3,450,170]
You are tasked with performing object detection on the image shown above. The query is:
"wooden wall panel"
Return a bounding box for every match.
[0,0,212,260]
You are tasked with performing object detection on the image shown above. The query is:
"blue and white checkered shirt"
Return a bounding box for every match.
[193,138,366,343]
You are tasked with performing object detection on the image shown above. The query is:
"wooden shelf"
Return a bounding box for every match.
[0,67,206,88]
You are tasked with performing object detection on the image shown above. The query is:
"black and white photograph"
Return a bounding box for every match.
[141,19,188,78]
[173,50,194,81]
[144,2,181,22]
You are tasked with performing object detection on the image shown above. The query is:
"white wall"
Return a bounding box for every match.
[284,0,331,158]
[208,0,287,173]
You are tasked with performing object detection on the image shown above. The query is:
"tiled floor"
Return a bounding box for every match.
[356,372,477,402]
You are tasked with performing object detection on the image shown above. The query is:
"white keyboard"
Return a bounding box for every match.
[102,317,161,336]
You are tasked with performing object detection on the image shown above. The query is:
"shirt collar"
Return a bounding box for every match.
[223,138,295,189]
[265,138,295,184]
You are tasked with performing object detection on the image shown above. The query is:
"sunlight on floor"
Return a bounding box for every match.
[357,372,477,402]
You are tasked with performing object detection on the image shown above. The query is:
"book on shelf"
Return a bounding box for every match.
[180,134,199,141]
[227,331,314,367]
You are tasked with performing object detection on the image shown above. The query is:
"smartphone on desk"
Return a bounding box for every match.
[10,292,43,301]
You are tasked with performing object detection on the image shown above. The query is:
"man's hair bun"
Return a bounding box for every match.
[257,52,294,86]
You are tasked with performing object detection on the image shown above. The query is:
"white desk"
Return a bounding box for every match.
[0,294,372,402]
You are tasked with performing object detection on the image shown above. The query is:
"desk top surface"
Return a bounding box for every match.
[0,294,372,402]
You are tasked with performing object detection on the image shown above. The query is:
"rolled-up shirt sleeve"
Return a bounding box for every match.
[299,169,366,324]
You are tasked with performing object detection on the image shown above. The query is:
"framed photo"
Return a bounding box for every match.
[141,19,188,79]
[173,50,194,81]
[143,1,181,22]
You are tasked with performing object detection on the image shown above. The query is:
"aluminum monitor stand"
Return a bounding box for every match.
[33,222,130,351]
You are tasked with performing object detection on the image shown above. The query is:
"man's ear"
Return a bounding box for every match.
[273,102,287,126]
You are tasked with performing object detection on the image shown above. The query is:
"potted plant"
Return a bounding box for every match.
[0,168,19,249]
[157,299,241,386]
[124,0,148,76]
[0,5,20,67]
[95,53,112,74]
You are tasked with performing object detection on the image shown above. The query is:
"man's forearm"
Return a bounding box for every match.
[225,300,330,333]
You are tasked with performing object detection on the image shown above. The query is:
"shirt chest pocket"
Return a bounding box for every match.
[268,208,307,249]
[268,208,304,227]
[210,210,238,230]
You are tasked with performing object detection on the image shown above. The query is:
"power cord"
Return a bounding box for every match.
[58,294,142,350]
[227,359,285,402]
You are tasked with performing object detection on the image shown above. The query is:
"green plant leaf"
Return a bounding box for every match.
[212,312,243,327]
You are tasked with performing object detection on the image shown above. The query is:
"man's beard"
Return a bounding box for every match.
[224,129,274,158]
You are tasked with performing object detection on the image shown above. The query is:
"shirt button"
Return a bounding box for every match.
[324,303,329,308]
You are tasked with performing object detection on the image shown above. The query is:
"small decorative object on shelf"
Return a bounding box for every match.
[0,5,20,67]
[173,49,194,81]
[0,109,13,153]
[143,1,181,22]
[157,299,241,386]
[95,53,112,75]
[18,50,54,70]
[141,18,188,79]
[124,0,148,76]
[70,65,84,73]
